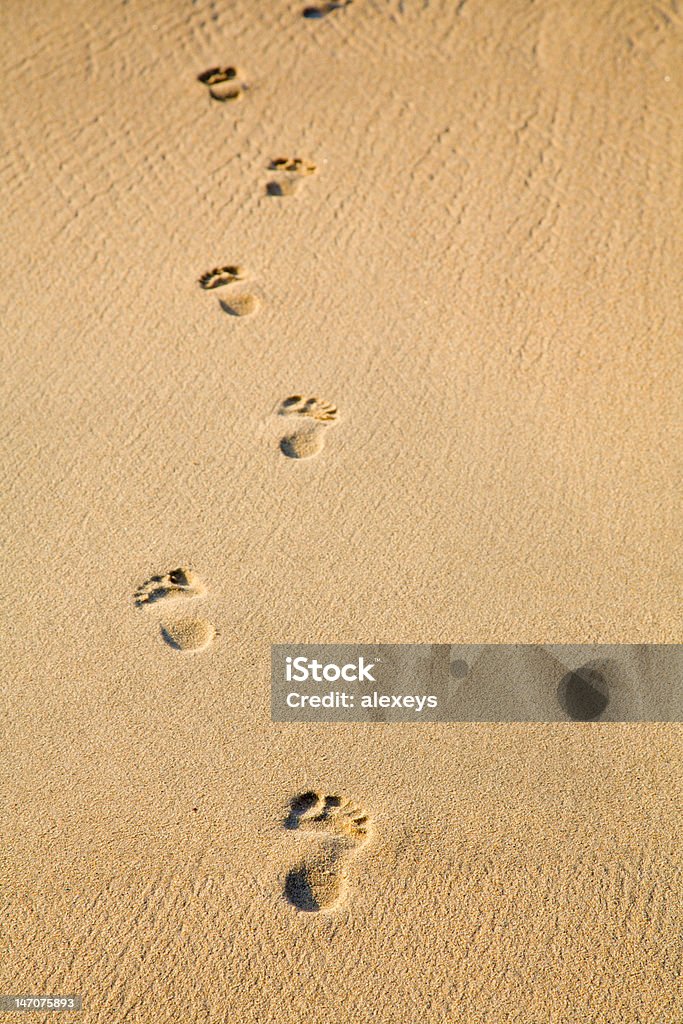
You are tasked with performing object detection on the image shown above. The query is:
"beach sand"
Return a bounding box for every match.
[1,0,681,1020]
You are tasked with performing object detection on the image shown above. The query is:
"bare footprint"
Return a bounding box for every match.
[277,395,338,460]
[199,265,245,290]
[198,265,259,316]
[266,157,317,197]
[283,791,370,912]
[161,618,215,652]
[135,568,206,608]
[197,66,244,102]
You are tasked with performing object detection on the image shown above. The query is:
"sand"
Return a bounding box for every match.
[1,0,681,1020]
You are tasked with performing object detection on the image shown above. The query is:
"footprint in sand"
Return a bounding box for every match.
[276,395,338,459]
[266,157,317,197]
[283,791,370,912]
[197,65,245,103]
[198,264,259,317]
[135,568,215,653]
